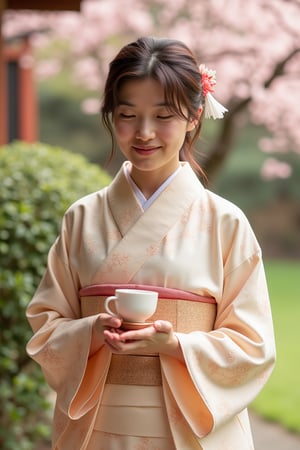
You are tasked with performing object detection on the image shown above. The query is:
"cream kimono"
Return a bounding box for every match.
[26,161,275,449]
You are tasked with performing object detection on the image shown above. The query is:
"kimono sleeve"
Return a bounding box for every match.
[161,217,276,439]
[26,211,110,420]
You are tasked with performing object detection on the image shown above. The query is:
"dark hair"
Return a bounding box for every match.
[101,36,205,176]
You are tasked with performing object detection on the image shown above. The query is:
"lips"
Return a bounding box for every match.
[132,145,160,155]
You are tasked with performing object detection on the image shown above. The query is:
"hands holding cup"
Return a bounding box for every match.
[100,288,182,360]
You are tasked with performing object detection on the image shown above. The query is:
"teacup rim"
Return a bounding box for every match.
[115,288,158,296]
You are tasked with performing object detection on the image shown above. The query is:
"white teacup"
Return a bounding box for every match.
[104,289,158,323]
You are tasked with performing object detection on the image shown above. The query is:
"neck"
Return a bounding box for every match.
[129,165,180,199]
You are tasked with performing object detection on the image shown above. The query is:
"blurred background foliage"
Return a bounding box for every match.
[0,141,111,449]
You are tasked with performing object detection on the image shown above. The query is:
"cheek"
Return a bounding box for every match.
[115,124,127,141]
[114,122,132,142]
[158,124,177,140]
[161,123,187,143]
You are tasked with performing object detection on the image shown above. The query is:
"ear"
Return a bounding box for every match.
[186,107,203,132]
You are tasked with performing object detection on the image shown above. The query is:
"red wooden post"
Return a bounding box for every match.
[4,38,37,142]
[1,0,82,145]
[18,38,37,142]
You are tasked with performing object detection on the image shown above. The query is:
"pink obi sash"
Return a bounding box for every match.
[79,283,217,333]
[79,284,217,386]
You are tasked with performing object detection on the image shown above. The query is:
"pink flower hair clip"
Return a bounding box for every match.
[199,64,228,120]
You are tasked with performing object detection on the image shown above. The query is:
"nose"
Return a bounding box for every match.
[136,118,155,141]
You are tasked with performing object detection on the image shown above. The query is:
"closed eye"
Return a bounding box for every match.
[120,113,136,118]
[157,115,174,119]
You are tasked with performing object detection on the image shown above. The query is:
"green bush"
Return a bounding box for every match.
[0,141,111,450]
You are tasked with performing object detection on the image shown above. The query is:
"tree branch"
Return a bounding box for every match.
[202,47,300,180]
[264,47,300,88]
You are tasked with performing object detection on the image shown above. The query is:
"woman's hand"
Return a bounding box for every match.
[89,313,123,357]
[103,320,184,362]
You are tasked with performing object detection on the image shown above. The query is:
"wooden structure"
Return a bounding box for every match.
[0,0,82,145]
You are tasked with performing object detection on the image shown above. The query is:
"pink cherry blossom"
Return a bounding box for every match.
[80,98,100,115]
[3,0,300,179]
[261,158,292,180]
[35,59,61,80]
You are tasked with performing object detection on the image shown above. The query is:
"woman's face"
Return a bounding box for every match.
[113,77,196,191]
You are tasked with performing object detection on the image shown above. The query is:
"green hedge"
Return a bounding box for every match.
[0,141,111,450]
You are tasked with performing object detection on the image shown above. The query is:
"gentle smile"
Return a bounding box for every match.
[132,146,160,154]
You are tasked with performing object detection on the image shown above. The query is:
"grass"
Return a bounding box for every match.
[250,260,300,433]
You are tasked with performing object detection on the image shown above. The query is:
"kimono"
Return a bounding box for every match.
[26,161,275,449]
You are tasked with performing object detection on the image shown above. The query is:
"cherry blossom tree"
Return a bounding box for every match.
[3,0,300,179]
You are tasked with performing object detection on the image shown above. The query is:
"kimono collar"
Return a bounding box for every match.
[124,162,182,211]
[107,161,204,237]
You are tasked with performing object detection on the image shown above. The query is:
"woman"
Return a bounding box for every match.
[26,37,275,450]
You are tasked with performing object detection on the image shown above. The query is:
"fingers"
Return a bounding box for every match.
[90,314,122,356]
[104,328,128,353]
[103,320,181,360]
[97,313,122,329]
[153,320,172,333]
[103,320,175,355]
[93,314,122,342]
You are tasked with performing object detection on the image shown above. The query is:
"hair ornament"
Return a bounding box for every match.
[199,64,228,120]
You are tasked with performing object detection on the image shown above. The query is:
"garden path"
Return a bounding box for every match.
[250,412,300,450]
